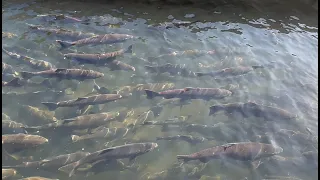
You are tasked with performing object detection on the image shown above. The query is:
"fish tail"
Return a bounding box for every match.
[6,78,22,87]
[71,135,80,142]
[176,155,191,162]
[56,40,74,49]
[40,79,53,88]
[209,105,224,116]
[195,72,209,77]
[145,90,160,99]
[2,47,10,55]
[20,71,34,79]
[156,137,164,140]
[41,102,58,111]
[125,45,133,54]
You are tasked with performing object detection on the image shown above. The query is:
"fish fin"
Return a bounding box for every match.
[75,97,88,101]
[98,148,114,155]
[54,68,67,72]
[145,89,160,99]
[177,155,191,162]
[125,45,133,54]
[20,71,34,79]
[6,78,22,87]
[40,79,52,87]
[195,72,207,77]
[184,87,195,91]
[3,149,20,161]
[71,135,80,142]
[41,102,58,111]
[251,160,262,169]
[98,104,105,111]
[56,40,74,49]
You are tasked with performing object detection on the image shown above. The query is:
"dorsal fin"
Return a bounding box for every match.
[55,68,66,72]
[75,97,88,101]
[98,148,115,156]
[184,87,195,91]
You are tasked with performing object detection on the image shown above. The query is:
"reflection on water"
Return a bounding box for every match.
[2,0,318,180]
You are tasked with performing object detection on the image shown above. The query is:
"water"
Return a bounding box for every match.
[2,0,318,180]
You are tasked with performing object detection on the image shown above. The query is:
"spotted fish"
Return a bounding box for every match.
[145,63,196,77]
[20,68,104,81]
[66,142,158,177]
[2,48,54,71]
[2,151,89,170]
[41,94,122,111]
[56,34,135,49]
[145,87,232,100]
[64,45,133,65]
[209,102,298,121]
[24,112,122,132]
[28,24,95,40]
[177,142,283,168]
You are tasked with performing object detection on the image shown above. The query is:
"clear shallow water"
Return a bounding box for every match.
[2,0,318,180]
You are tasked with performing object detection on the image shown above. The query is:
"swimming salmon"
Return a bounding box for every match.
[145,87,232,100]
[64,45,133,65]
[67,142,158,177]
[20,68,104,81]
[42,94,122,111]
[56,34,135,49]
[177,142,283,168]
[2,48,54,71]
[145,63,196,77]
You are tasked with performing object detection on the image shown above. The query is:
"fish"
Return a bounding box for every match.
[176,142,283,168]
[20,68,104,81]
[93,82,175,96]
[71,127,129,143]
[2,120,28,134]
[262,175,303,180]
[2,48,54,71]
[17,177,59,180]
[2,78,22,87]
[2,134,49,155]
[41,94,122,111]
[195,63,275,78]
[64,45,133,65]
[156,135,208,144]
[145,87,232,100]
[14,78,53,88]
[147,49,215,62]
[24,111,123,132]
[2,151,90,170]
[2,62,18,75]
[144,63,196,77]
[148,20,200,29]
[66,142,158,177]
[28,24,95,40]
[209,102,298,121]
[105,60,136,72]
[149,98,193,116]
[2,168,17,180]
[2,90,65,105]
[2,113,11,120]
[56,34,135,49]
[20,105,58,123]
[37,13,82,23]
